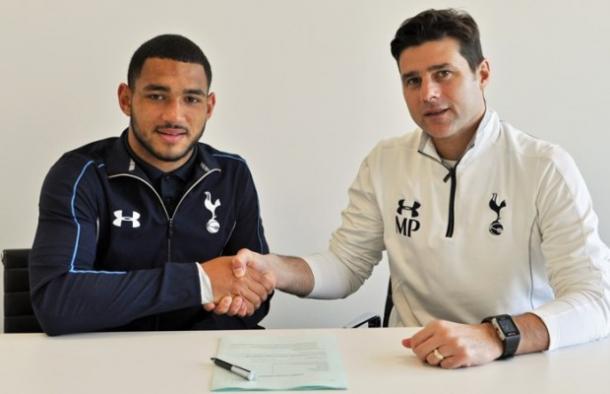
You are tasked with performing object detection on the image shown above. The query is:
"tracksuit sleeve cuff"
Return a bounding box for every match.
[195,263,214,304]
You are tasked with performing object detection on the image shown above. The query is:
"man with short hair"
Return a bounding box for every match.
[220,9,610,368]
[30,34,273,335]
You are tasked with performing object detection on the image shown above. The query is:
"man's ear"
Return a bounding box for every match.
[206,92,217,118]
[118,83,132,116]
[477,59,491,89]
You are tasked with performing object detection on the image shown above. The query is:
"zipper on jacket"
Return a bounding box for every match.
[167,219,174,262]
[417,150,459,239]
[109,168,221,261]
[443,166,457,238]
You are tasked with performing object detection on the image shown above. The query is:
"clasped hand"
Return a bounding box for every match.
[402,320,503,368]
[201,252,275,317]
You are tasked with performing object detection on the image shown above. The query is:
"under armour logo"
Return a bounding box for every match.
[204,191,221,234]
[397,199,421,217]
[395,198,421,237]
[113,210,141,228]
[488,193,507,235]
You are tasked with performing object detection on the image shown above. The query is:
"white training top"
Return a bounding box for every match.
[305,109,610,350]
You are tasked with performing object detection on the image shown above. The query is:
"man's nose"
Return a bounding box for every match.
[161,98,185,123]
[420,78,440,103]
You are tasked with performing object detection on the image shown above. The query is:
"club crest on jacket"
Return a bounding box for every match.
[204,191,221,234]
[488,193,506,235]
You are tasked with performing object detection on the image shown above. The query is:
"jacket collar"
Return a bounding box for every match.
[417,108,500,167]
[105,129,221,178]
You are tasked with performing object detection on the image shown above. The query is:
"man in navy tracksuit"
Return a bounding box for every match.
[29,34,273,335]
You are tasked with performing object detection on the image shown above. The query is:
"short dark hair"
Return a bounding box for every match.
[127,34,212,89]
[390,9,484,72]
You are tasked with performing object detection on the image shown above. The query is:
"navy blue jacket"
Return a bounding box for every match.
[30,132,270,335]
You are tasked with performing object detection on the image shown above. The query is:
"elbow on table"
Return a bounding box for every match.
[31,288,99,336]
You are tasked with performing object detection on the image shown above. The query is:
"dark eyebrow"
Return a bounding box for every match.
[402,63,454,82]
[402,71,419,81]
[428,63,452,72]
[143,84,170,92]
[184,88,207,96]
[142,84,207,96]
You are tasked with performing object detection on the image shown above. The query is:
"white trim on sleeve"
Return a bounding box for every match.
[195,262,214,304]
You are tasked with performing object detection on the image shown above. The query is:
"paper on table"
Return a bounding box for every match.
[210,335,347,391]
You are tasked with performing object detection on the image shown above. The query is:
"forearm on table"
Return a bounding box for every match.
[32,263,201,335]
[514,313,550,354]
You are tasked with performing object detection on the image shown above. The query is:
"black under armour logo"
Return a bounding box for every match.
[397,199,421,217]
[395,198,421,237]
[488,193,507,235]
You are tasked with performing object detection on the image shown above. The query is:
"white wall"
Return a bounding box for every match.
[1,0,609,331]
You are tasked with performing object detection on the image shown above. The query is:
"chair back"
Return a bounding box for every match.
[2,249,42,333]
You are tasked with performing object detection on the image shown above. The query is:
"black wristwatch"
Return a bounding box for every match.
[482,314,520,359]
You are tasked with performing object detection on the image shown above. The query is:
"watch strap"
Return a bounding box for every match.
[482,314,520,359]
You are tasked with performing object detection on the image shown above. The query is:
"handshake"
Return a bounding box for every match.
[200,249,277,317]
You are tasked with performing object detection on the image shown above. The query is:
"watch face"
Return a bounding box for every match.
[485,315,520,359]
[497,316,519,336]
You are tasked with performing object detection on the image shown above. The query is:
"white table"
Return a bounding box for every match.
[1,327,608,393]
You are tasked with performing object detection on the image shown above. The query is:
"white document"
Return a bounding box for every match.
[210,335,348,391]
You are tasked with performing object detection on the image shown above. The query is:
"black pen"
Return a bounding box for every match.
[211,357,256,381]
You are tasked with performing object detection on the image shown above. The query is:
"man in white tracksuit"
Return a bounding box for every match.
[205,9,610,368]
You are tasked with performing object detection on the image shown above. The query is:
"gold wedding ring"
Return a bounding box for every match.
[433,348,445,361]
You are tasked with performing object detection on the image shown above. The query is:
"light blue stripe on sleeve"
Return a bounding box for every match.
[68,160,126,275]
